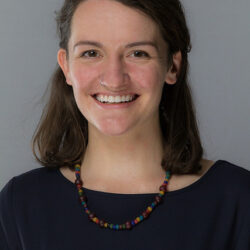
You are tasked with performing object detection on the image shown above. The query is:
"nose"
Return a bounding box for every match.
[100,55,129,91]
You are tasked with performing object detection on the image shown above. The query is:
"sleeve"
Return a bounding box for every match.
[0,177,21,250]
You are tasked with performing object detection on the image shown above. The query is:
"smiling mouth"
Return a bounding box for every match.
[92,94,139,104]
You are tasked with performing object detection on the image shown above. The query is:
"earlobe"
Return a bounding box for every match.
[165,51,182,85]
[57,49,72,86]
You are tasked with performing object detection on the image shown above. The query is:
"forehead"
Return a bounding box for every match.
[70,0,164,47]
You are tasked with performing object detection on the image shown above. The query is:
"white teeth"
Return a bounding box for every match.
[95,95,136,103]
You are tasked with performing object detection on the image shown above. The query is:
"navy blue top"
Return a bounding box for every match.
[0,160,250,250]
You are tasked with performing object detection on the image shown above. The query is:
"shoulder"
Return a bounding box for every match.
[210,160,250,195]
[214,160,250,182]
[0,167,58,248]
[0,167,59,203]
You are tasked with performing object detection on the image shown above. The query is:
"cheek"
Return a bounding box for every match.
[70,64,99,90]
[127,64,164,91]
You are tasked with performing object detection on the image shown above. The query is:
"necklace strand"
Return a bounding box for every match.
[74,163,171,230]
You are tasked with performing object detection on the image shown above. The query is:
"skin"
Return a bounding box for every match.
[57,0,214,193]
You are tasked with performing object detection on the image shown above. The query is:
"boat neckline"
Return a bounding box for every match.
[56,160,223,198]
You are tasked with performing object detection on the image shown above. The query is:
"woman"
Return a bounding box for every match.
[0,0,249,249]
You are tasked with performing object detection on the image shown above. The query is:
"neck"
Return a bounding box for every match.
[80,116,166,185]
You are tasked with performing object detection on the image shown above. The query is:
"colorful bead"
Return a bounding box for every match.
[126,221,131,229]
[155,195,162,204]
[142,211,149,218]
[75,179,82,185]
[99,220,104,227]
[74,164,170,230]
[79,196,86,202]
[93,217,99,224]
[88,213,95,219]
[154,200,158,205]
[147,206,153,212]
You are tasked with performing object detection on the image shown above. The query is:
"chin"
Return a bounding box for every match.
[91,120,135,137]
[98,125,132,137]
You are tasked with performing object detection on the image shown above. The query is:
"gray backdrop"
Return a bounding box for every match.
[0,0,249,189]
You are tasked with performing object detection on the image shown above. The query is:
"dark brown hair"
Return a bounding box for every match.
[32,0,204,174]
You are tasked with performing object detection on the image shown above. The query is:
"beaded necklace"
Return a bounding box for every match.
[74,163,171,230]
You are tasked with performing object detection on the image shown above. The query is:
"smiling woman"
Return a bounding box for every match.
[35,0,198,174]
[0,0,250,249]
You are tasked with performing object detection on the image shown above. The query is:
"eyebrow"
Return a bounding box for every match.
[73,40,159,52]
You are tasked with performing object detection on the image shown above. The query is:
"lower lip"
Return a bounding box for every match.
[92,96,139,109]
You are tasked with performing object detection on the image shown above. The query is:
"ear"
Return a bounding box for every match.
[57,48,72,86]
[165,51,182,85]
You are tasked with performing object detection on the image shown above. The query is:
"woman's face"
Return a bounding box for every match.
[58,0,177,137]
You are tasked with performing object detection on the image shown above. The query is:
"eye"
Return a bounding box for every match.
[80,50,100,58]
[130,50,150,58]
